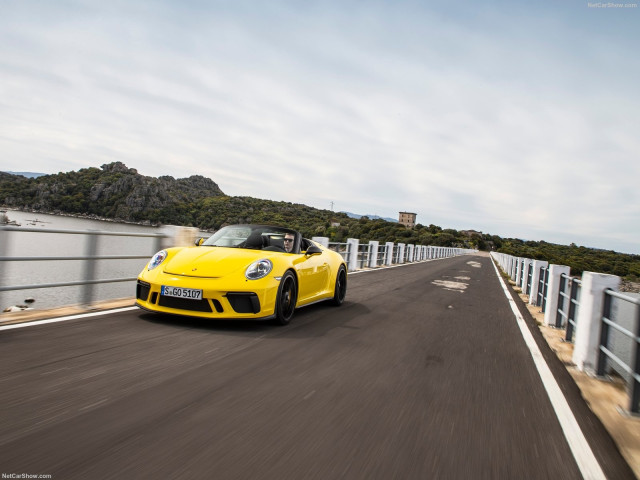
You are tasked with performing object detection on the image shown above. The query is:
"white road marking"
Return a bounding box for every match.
[491,258,606,480]
[0,307,139,331]
[431,280,468,292]
[79,398,109,411]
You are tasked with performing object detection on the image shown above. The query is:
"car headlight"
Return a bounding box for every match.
[245,259,272,280]
[148,250,168,271]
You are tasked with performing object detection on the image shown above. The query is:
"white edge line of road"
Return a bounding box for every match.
[0,307,139,331]
[0,255,465,330]
[490,258,606,480]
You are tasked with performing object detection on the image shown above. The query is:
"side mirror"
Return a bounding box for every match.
[195,238,205,246]
[305,245,322,256]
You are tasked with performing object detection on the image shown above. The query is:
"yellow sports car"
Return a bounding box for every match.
[136,224,347,325]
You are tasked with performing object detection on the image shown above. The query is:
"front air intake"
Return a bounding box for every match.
[225,293,261,314]
[136,281,151,301]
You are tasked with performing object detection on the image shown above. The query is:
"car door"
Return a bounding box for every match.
[293,240,330,304]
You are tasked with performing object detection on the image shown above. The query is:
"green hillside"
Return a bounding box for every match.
[2,162,638,281]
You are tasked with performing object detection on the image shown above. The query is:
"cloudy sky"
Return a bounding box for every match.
[1,0,639,253]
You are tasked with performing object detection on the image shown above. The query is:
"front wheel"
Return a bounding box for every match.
[274,271,298,325]
[330,266,347,306]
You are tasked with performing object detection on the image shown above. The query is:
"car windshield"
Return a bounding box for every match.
[202,225,297,251]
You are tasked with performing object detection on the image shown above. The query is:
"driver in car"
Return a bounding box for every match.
[283,233,295,253]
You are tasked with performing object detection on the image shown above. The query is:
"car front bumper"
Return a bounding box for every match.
[135,274,282,320]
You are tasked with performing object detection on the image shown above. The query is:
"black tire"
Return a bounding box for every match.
[330,266,347,306]
[274,271,297,325]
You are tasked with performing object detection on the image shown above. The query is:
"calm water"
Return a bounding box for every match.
[1,210,168,310]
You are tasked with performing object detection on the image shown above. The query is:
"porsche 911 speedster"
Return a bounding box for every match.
[136,224,347,325]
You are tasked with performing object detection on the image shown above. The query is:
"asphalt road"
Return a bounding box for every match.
[0,255,634,479]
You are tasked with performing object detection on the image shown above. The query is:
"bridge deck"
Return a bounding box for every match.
[0,255,635,479]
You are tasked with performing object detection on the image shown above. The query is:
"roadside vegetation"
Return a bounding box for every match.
[497,239,640,282]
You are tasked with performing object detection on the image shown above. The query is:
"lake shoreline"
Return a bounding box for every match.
[1,206,161,227]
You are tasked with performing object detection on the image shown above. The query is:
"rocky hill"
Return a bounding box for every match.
[0,162,224,222]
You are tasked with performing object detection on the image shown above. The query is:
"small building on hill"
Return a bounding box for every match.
[399,211,417,229]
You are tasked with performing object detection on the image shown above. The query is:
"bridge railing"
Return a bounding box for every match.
[393,244,402,264]
[376,244,387,265]
[313,237,475,273]
[327,242,350,264]
[492,251,640,414]
[597,289,640,414]
[561,274,582,343]
[0,225,168,310]
[537,265,550,312]
[355,243,368,270]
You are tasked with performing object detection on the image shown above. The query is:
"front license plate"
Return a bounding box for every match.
[161,286,203,300]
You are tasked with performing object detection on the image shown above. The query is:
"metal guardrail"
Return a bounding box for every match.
[377,244,387,265]
[556,273,582,339]
[394,245,401,264]
[525,263,534,296]
[597,289,640,414]
[0,225,166,307]
[357,243,371,269]
[537,266,549,312]
[327,242,350,264]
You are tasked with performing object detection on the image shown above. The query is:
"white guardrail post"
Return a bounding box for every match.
[543,265,571,327]
[312,236,329,247]
[516,258,525,285]
[346,238,359,272]
[0,227,9,310]
[572,271,621,373]
[520,258,532,292]
[397,243,405,264]
[368,241,379,268]
[529,260,549,306]
[385,242,394,266]
[407,244,414,262]
[509,256,517,280]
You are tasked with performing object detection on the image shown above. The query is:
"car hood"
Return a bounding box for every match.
[162,247,276,278]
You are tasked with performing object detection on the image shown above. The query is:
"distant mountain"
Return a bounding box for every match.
[0,162,225,223]
[341,211,397,223]
[0,162,353,232]
[4,171,47,178]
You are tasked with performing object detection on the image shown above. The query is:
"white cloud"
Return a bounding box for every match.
[1,0,638,253]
